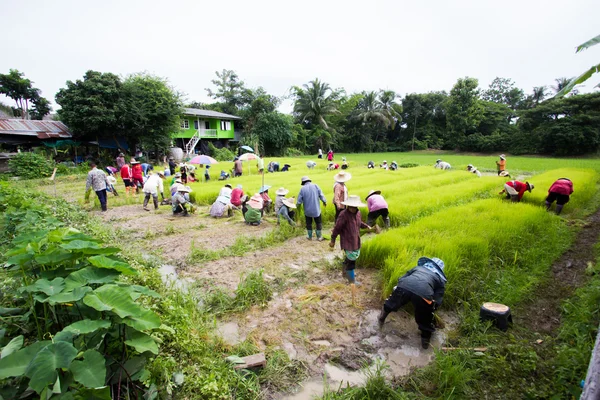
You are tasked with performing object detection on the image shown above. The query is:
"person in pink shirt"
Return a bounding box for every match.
[365,190,390,228]
[230,184,244,207]
[546,178,574,215]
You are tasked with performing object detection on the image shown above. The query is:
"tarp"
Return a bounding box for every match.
[42,140,81,148]
[89,137,129,150]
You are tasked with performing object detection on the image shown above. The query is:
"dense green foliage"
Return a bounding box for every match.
[9,152,54,179]
[0,69,51,119]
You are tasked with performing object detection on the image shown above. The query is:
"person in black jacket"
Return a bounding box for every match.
[377,256,447,349]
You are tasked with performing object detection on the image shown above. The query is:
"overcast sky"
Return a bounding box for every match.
[2,0,599,113]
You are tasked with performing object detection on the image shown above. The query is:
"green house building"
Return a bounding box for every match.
[173,108,241,156]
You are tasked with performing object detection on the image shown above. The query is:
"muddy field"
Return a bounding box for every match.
[85,202,458,398]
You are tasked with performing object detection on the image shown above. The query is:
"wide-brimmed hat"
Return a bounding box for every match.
[224,184,232,189]
[174,172,181,177]
[436,159,441,163]
[259,185,271,194]
[248,194,264,209]
[382,160,387,163]
[118,152,124,157]
[178,186,192,193]
[467,164,473,168]
[130,158,139,164]
[526,182,534,192]
[341,195,366,208]
[282,197,297,209]
[276,187,289,196]
[365,190,381,200]
[392,161,397,164]
[418,256,447,282]
[334,171,351,183]
[499,154,506,160]
[157,172,165,178]
[301,176,311,185]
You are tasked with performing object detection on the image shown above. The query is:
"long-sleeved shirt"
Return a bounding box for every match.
[496,159,506,172]
[244,207,262,224]
[277,205,296,226]
[367,194,388,213]
[131,164,143,180]
[274,195,285,214]
[120,164,132,180]
[398,266,446,305]
[333,183,348,210]
[116,156,126,169]
[141,163,152,176]
[548,179,574,195]
[231,188,244,206]
[219,187,232,198]
[86,168,108,192]
[234,160,243,174]
[261,192,271,203]
[297,183,326,218]
[143,174,164,195]
[331,209,368,251]
[172,193,191,210]
[506,180,528,200]
[435,162,451,170]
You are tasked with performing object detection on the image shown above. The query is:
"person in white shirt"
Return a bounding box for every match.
[142,171,165,211]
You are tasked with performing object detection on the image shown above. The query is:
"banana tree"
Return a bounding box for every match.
[556,34,600,97]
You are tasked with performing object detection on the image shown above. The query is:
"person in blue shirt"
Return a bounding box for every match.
[296,176,327,241]
[141,163,153,177]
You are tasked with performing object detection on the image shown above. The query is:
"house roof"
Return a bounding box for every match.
[0,119,72,139]
[183,108,242,120]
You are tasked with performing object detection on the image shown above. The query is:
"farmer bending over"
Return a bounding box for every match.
[366,190,390,228]
[378,257,447,349]
[172,186,193,216]
[499,180,534,202]
[546,178,573,215]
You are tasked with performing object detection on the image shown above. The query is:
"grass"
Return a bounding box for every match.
[203,269,273,315]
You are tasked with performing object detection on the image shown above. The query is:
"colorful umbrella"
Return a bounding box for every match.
[189,155,218,165]
[238,153,257,161]
[240,145,254,152]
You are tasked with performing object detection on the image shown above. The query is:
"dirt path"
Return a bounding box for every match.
[519,208,600,333]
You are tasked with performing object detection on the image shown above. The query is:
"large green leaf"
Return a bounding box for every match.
[64,267,120,290]
[61,319,111,336]
[83,285,143,318]
[88,255,138,275]
[0,340,51,379]
[577,33,600,53]
[71,350,106,388]
[46,286,92,305]
[6,251,35,266]
[72,387,111,400]
[0,307,24,316]
[60,240,119,255]
[0,335,23,358]
[35,248,76,265]
[22,278,65,296]
[125,330,158,354]
[555,62,600,97]
[25,341,77,394]
[122,309,161,331]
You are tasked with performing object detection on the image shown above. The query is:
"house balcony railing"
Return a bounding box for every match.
[198,129,217,138]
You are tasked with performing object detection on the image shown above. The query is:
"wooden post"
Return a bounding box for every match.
[581,322,600,399]
[49,167,57,197]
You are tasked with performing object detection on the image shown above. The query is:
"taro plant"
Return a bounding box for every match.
[0,227,164,399]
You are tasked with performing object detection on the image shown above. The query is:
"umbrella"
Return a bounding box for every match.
[240,145,254,152]
[189,155,218,165]
[238,153,257,161]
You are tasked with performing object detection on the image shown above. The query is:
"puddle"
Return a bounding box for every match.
[216,321,245,346]
[158,264,190,292]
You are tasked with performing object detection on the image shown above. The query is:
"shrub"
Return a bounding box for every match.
[399,162,419,168]
[284,147,305,157]
[8,152,54,179]
[208,142,235,161]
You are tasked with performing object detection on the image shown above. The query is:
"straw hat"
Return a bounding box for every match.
[282,197,297,209]
[436,159,441,163]
[301,176,311,185]
[341,195,366,208]
[178,186,192,193]
[130,158,139,164]
[365,190,381,201]
[499,154,506,160]
[175,172,181,177]
[248,194,264,209]
[333,171,352,183]
[526,182,534,192]
[259,185,271,194]
[276,187,289,196]
[382,160,387,163]
[157,172,165,178]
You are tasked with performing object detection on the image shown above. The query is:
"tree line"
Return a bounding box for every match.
[1,68,599,156]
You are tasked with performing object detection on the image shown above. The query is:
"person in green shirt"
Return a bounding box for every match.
[257,155,265,175]
[244,194,263,226]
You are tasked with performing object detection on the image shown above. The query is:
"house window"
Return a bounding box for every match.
[220,120,231,131]
[205,121,210,129]
[180,119,189,129]
[194,120,199,130]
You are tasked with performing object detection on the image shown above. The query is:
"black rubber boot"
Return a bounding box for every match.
[421,336,430,349]
[378,309,389,329]
[556,204,564,215]
[545,201,551,211]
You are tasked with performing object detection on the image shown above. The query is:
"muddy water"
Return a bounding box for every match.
[158,264,191,292]
[216,321,245,346]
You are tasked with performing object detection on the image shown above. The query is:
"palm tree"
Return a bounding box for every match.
[379,90,401,129]
[353,91,388,126]
[532,86,547,105]
[291,79,341,129]
[552,77,572,94]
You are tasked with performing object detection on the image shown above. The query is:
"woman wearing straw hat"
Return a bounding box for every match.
[366,190,390,228]
[244,194,264,226]
[297,176,327,241]
[274,187,289,214]
[496,154,506,176]
[333,171,351,222]
[172,186,193,216]
[329,195,372,284]
[277,197,297,226]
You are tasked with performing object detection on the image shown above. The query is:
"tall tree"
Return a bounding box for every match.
[532,86,548,105]
[0,69,51,119]
[552,77,572,94]
[291,78,341,129]
[379,90,402,129]
[205,69,247,114]
[446,77,484,147]
[555,34,600,97]
[482,77,524,110]
[250,112,293,156]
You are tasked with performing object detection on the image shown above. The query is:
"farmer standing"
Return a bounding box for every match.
[120,161,135,197]
[327,150,334,162]
[168,157,176,176]
[378,256,447,349]
[297,176,327,241]
[496,154,506,176]
[233,157,243,177]
[330,195,372,284]
[366,190,390,228]
[85,162,110,212]
[499,180,534,202]
[116,153,126,170]
[546,178,574,215]
[142,171,165,211]
[257,154,265,175]
[130,159,144,193]
[333,171,351,222]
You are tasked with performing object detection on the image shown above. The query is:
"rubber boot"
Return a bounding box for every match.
[385,217,391,228]
[143,195,150,211]
[378,308,389,329]
[346,269,355,284]
[545,201,551,211]
[556,204,564,215]
[307,230,313,240]
[153,196,158,210]
[316,230,323,241]
[421,336,430,349]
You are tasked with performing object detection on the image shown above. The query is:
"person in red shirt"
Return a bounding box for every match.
[546,178,574,215]
[330,195,373,284]
[499,180,534,202]
[120,162,135,197]
[130,159,144,194]
[230,184,244,207]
